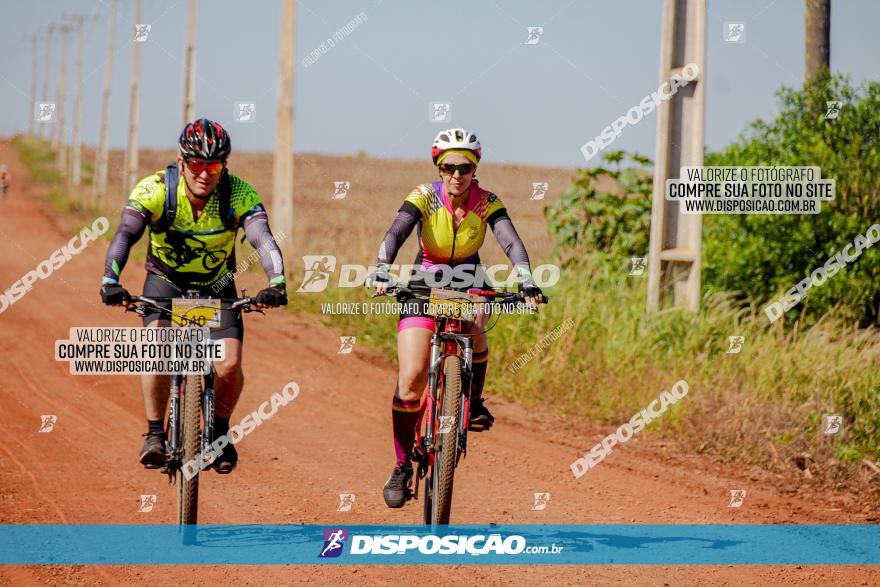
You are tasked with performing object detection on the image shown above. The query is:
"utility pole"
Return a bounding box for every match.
[272,0,296,270]
[94,0,117,202]
[42,25,54,141]
[55,23,71,176]
[646,0,707,314]
[126,0,143,193]
[29,34,38,137]
[182,0,198,124]
[805,0,831,80]
[68,14,88,187]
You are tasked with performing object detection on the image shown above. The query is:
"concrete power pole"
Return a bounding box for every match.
[805,0,831,79]
[272,0,296,270]
[126,0,143,193]
[94,0,117,202]
[29,34,37,137]
[40,25,54,140]
[68,15,88,187]
[646,0,707,314]
[55,24,71,176]
[182,0,198,124]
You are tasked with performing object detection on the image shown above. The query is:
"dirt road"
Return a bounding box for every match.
[0,140,875,585]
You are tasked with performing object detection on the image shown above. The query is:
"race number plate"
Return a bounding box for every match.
[426,289,482,322]
[171,298,222,328]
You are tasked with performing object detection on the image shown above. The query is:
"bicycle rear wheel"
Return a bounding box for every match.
[177,372,202,535]
[431,355,461,525]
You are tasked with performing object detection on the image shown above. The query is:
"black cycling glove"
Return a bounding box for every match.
[100,283,130,306]
[255,283,288,307]
[519,277,544,301]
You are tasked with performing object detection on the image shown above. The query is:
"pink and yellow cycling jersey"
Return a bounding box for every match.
[401,179,506,267]
[376,177,532,288]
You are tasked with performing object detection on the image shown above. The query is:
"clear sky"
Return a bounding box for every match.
[1,0,876,167]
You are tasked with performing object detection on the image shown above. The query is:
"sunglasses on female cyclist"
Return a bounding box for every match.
[184,159,225,175]
[438,163,475,176]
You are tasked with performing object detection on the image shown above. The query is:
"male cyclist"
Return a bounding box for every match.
[366,128,545,508]
[100,118,288,473]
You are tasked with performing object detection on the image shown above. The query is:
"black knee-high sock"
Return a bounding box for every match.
[148,419,164,435]
[214,415,230,438]
[471,349,489,399]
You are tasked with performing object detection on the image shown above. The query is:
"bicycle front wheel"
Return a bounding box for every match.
[431,355,461,525]
[177,372,202,533]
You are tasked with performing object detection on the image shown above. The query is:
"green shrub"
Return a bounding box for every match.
[703,71,880,326]
[545,74,880,326]
[544,150,652,261]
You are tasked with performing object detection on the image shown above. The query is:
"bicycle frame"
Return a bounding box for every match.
[378,282,546,524]
[166,368,217,475]
[420,317,474,470]
[120,289,263,540]
[125,291,257,478]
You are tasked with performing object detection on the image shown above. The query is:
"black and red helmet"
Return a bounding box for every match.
[178,118,231,161]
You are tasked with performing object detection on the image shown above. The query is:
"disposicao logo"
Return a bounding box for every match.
[318,528,348,558]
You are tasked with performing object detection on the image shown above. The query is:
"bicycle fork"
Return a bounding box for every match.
[202,371,216,458]
[165,374,183,481]
[165,371,215,479]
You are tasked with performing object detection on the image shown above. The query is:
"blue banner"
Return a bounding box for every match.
[0,524,877,565]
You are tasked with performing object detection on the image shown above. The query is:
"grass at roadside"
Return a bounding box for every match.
[492,255,879,484]
[11,135,109,232]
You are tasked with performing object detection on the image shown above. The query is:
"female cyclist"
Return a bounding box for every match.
[366,128,544,508]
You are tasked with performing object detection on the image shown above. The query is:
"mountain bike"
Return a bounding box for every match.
[382,283,547,525]
[123,291,260,542]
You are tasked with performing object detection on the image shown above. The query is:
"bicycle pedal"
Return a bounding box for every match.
[468,419,493,432]
[412,447,428,475]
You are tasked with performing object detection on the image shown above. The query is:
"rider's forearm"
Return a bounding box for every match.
[242,212,285,285]
[377,206,419,266]
[103,207,148,284]
[489,213,532,277]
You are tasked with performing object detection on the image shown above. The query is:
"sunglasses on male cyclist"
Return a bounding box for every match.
[438,163,475,176]
[184,159,225,175]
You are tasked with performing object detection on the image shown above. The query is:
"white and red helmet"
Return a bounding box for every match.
[431,128,482,165]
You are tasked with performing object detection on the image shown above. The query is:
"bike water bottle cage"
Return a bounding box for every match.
[152,163,236,234]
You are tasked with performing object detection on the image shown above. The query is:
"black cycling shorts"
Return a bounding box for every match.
[141,272,244,341]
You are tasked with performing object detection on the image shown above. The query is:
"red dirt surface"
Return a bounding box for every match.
[0,140,876,585]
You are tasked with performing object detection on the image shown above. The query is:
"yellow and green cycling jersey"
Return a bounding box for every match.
[125,170,264,286]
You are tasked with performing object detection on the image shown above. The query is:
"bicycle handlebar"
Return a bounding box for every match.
[130,295,256,310]
[124,295,264,323]
[377,283,549,305]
